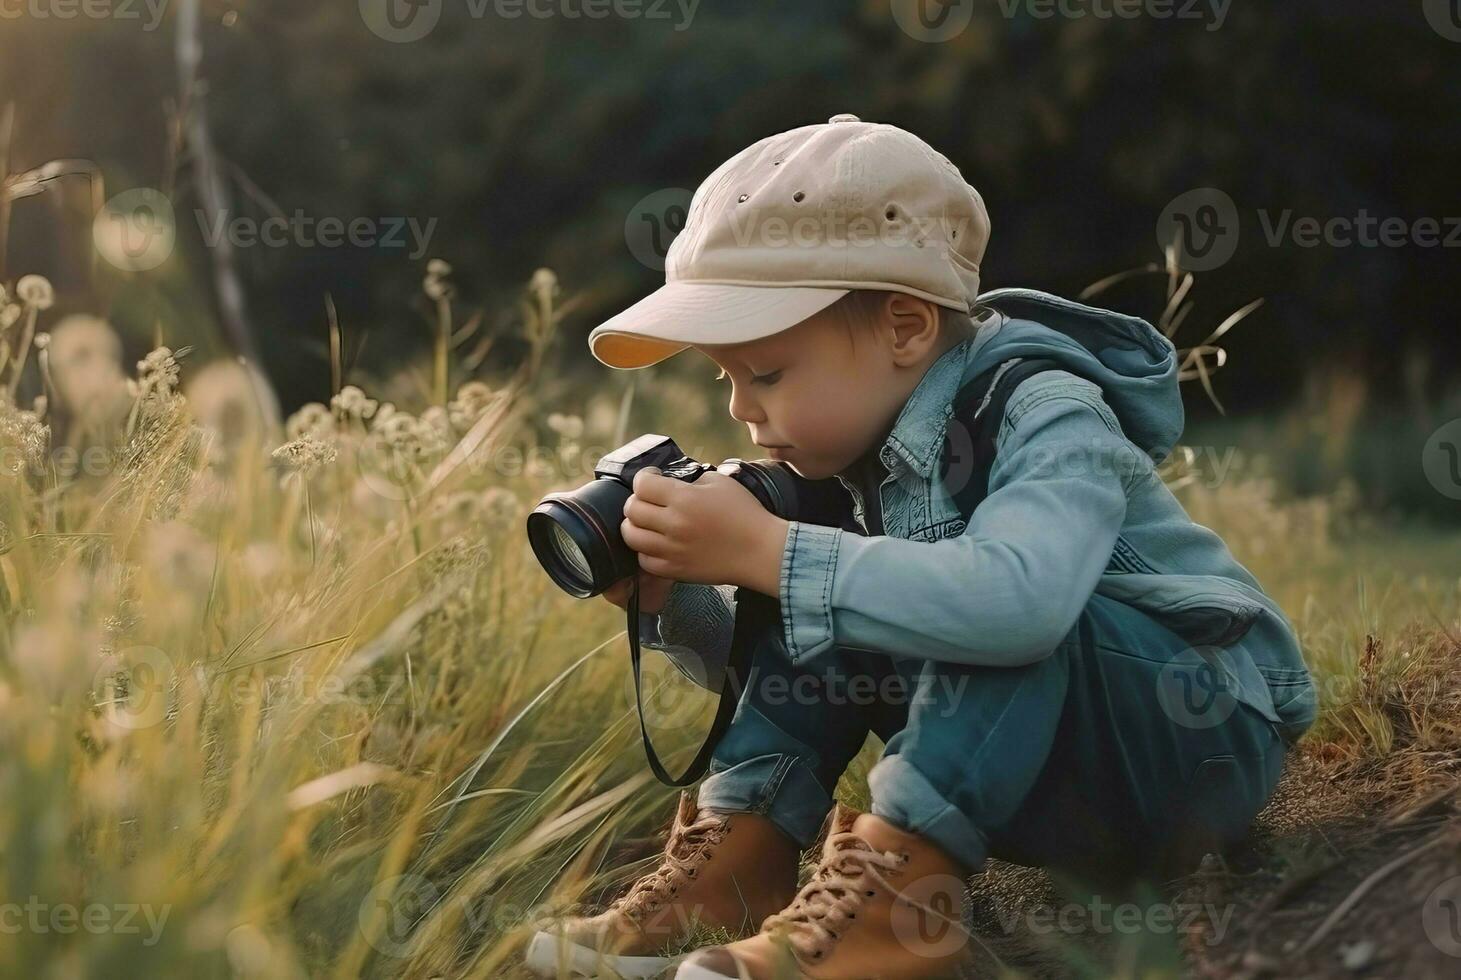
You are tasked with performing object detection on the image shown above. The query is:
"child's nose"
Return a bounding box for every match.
[727,383,766,425]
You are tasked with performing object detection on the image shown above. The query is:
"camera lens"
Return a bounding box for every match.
[548,522,593,588]
[526,478,637,597]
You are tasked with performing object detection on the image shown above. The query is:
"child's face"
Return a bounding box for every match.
[692,295,949,481]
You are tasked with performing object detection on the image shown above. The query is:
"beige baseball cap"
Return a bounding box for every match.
[588,113,991,369]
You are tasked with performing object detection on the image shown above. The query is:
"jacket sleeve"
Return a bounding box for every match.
[637,582,737,691]
[777,378,1132,667]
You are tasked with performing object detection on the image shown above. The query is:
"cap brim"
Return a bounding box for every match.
[588,281,851,369]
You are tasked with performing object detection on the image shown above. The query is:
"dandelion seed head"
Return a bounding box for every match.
[285,402,335,441]
[16,274,55,311]
[49,315,126,419]
[481,486,520,524]
[272,434,338,471]
[447,380,501,433]
[0,402,51,472]
[424,259,454,301]
[330,385,378,423]
[546,411,584,441]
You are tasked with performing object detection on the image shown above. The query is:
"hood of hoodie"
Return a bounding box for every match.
[965,287,1184,457]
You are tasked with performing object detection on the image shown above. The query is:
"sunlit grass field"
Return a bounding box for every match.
[1,267,1457,978]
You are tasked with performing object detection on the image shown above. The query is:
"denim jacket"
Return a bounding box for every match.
[642,288,1317,744]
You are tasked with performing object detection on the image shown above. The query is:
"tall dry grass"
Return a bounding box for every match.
[1,258,1457,979]
[0,266,720,978]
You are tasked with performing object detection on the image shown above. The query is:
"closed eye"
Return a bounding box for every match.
[714,368,782,386]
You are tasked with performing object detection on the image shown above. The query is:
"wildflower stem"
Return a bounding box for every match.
[304,474,316,567]
[5,306,36,399]
[433,294,451,407]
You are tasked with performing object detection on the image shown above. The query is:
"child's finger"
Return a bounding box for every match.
[603,571,673,612]
[637,573,675,612]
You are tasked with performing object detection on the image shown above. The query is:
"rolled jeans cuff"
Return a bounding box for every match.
[698,752,833,849]
[780,521,841,665]
[868,753,989,873]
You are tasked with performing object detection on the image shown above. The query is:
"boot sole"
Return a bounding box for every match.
[523,929,680,978]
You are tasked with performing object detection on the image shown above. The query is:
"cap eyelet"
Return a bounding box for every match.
[885,207,897,221]
[792,191,805,203]
[737,193,748,203]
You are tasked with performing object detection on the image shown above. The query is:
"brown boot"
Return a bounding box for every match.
[525,791,801,978]
[675,803,974,979]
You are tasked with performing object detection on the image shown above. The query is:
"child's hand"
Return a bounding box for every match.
[603,571,675,614]
[620,465,789,597]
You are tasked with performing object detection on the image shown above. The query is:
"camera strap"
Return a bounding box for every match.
[940,355,1069,519]
[628,578,778,787]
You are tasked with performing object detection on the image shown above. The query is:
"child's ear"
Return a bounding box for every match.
[884,293,941,365]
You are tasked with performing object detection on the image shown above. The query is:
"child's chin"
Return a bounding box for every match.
[781,459,823,480]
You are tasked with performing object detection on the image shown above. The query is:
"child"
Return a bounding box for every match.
[526,114,1316,980]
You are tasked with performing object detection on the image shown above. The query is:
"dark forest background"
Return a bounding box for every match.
[2,0,1459,515]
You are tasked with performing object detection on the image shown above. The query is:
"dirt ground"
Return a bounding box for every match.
[964,628,1461,979]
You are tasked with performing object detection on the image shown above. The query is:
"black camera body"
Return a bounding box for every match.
[526,433,856,786]
[527,434,852,598]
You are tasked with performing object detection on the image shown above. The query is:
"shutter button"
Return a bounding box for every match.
[828,113,861,124]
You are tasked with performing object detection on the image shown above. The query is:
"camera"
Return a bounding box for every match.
[527,433,852,597]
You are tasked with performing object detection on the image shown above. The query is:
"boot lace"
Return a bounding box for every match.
[612,813,731,921]
[760,829,907,963]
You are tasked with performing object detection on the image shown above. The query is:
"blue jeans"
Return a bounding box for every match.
[697,593,1288,883]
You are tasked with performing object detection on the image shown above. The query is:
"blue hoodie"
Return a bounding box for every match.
[645,287,1317,745]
